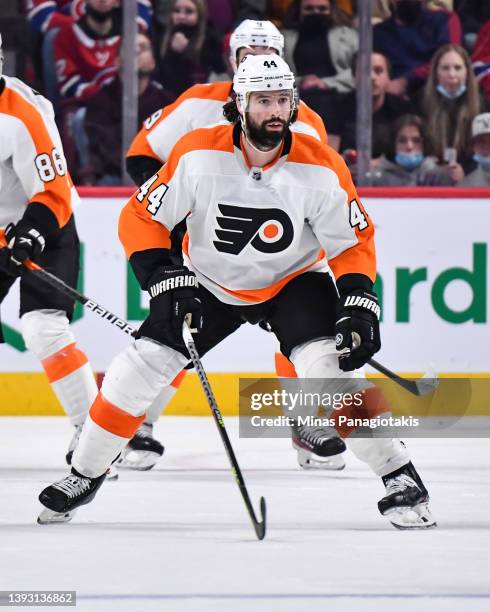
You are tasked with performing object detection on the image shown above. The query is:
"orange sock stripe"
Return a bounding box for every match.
[274,352,297,378]
[334,387,392,438]
[42,343,89,383]
[90,394,145,438]
[171,369,187,389]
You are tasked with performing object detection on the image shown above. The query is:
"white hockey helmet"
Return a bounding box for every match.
[229,20,284,71]
[233,54,295,108]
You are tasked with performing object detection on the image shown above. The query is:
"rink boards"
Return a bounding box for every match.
[1,187,489,415]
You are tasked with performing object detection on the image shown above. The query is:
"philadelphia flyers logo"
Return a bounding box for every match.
[213,204,294,255]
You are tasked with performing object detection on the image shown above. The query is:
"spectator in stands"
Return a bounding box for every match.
[421,43,484,179]
[157,0,227,99]
[335,51,415,155]
[84,33,171,185]
[54,0,121,102]
[282,0,358,132]
[458,112,490,185]
[373,0,462,96]
[372,114,453,185]
[26,1,152,35]
[455,0,490,49]
[472,19,490,101]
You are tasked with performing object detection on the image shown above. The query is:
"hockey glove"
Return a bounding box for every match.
[147,266,202,342]
[0,222,45,277]
[335,289,381,371]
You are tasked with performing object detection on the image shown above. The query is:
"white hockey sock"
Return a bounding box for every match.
[72,414,128,478]
[21,310,97,426]
[144,370,187,424]
[290,337,410,476]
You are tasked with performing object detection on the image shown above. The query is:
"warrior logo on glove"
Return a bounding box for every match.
[335,288,381,372]
[141,266,203,347]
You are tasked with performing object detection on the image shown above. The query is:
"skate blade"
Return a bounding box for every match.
[37,507,77,525]
[297,449,346,471]
[384,504,437,530]
[117,450,160,471]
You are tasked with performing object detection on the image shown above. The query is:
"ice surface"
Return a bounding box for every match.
[1,416,489,612]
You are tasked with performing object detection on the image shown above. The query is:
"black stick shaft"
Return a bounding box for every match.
[29,268,136,337]
[182,322,266,540]
[368,358,422,395]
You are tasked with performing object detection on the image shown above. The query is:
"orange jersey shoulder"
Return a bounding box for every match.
[296,101,328,144]
[288,132,376,282]
[120,123,235,259]
[0,79,74,226]
[127,82,232,161]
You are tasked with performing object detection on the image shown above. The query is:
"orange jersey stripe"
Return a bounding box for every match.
[275,352,298,378]
[182,230,326,304]
[90,393,145,438]
[0,86,73,227]
[171,369,187,389]
[334,387,391,438]
[42,343,89,383]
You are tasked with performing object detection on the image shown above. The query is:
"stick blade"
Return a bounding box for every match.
[414,369,439,396]
[253,496,267,541]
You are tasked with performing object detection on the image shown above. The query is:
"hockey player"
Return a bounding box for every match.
[0,34,98,465]
[125,19,345,471]
[39,55,436,529]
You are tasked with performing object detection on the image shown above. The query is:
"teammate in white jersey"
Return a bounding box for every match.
[0,34,98,464]
[39,55,435,529]
[123,19,344,471]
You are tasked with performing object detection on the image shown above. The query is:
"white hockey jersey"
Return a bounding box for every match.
[120,123,375,306]
[0,76,79,229]
[126,81,329,165]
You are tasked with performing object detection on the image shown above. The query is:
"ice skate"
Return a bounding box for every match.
[37,468,106,524]
[378,462,436,530]
[117,422,164,471]
[291,421,346,470]
[66,423,118,480]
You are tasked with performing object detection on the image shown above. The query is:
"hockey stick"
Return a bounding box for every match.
[182,319,267,541]
[0,233,136,337]
[350,333,438,396]
[0,233,267,539]
[368,358,438,397]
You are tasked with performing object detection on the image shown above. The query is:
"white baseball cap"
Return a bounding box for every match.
[472,113,490,139]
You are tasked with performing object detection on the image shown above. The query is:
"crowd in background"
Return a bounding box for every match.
[10,0,490,186]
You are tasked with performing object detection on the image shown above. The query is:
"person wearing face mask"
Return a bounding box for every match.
[157,0,227,99]
[459,113,490,186]
[420,43,488,180]
[373,0,462,96]
[372,114,453,186]
[282,0,358,140]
